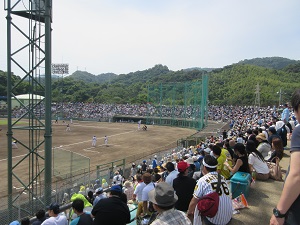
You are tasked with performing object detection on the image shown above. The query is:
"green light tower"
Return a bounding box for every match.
[5,0,52,221]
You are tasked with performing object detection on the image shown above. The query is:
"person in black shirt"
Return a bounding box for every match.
[91,185,130,225]
[71,199,93,225]
[173,161,196,212]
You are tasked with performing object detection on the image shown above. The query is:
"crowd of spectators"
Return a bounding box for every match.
[10,102,299,224]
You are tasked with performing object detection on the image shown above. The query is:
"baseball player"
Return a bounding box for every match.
[92,136,97,147]
[66,123,71,132]
[138,120,141,130]
[104,135,108,146]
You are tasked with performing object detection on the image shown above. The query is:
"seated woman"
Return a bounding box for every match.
[256,133,271,158]
[246,140,270,180]
[265,137,284,163]
[224,143,251,176]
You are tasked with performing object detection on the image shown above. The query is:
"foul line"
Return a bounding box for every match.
[0,130,135,161]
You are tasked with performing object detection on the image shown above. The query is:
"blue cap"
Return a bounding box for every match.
[9,221,20,225]
[143,160,146,163]
[110,185,122,193]
[268,126,276,134]
[46,203,60,214]
[95,187,103,194]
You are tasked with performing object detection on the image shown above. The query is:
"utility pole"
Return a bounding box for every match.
[278,88,283,107]
[254,83,260,108]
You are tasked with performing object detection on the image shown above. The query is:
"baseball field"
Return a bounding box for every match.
[0,119,196,196]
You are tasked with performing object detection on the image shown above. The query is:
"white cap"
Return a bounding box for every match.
[204,148,211,154]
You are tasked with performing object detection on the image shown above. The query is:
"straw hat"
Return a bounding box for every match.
[256,133,266,141]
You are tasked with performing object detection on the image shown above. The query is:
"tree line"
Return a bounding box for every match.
[1,57,299,106]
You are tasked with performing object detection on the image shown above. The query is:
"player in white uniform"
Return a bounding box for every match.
[138,120,141,130]
[187,155,232,225]
[66,124,70,132]
[92,136,97,147]
[104,135,108,146]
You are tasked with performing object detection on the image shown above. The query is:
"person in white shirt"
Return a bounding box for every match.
[165,162,179,187]
[246,140,270,180]
[42,203,68,225]
[141,173,155,215]
[92,136,97,147]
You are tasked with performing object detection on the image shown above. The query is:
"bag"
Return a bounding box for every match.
[148,183,156,213]
[267,157,283,181]
[277,124,287,147]
[197,174,221,218]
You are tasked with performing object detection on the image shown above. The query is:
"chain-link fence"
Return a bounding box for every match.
[146,77,208,130]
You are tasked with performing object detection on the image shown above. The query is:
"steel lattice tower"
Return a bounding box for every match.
[5,0,52,221]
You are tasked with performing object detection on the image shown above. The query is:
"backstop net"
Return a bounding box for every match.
[146,75,208,130]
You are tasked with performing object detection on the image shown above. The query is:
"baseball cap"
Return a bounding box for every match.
[177,161,189,172]
[268,126,276,134]
[95,187,103,194]
[46,203,60,214]
[110,185,122,193]
[9,221,20,225]
[204,148,211,154]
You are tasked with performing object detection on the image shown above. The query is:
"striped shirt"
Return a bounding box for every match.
[151,208,192,225]
[193,172,232,225]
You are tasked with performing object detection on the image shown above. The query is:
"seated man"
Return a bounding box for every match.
[148,182,192,225]
[91,185,130,225]
[70,199,93,225]
[187,155,232,225]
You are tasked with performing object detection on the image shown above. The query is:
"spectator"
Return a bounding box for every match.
[41,203,68,225]
[21,218,30,225]
[193,156,201,172]
[270,89,300,225]
[130,163,137,179]
[256,133,272,158]
[93,187,107,206]
[148,182,192,225]
[141,173,155,216]
[224,143,251,175]
[187,155,232,225]
[91,185,130,225]
[32,209,46,225]
[85,190,94,205]
[212,145,231,179]
[123,181,134,201]
[69,193,93,222]
[70,199,93,225]
[165,162,179,187]
[101,178,108,189]
[266,137,284,163]
[133,174,146,219]
[173,161,196,212]
[112,171,123,187]
[141,160,148,173]
[152,167,161,183]
[268,127,281,144]
[246,140,270,180]
[185,158,196,178]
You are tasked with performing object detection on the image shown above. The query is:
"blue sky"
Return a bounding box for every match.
[1,0,300,77]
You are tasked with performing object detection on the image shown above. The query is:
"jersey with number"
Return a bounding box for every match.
[193,171,232,225]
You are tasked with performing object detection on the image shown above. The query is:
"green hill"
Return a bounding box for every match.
[1,57,300,106]
[209,64,300,106]
[237,57,299,70]
[69,70,118,84]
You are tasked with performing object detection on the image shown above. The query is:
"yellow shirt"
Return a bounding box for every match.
[216,148,232,179]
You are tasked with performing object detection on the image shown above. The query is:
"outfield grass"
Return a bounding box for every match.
[0,119,7,125]
[0,118,28,125]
